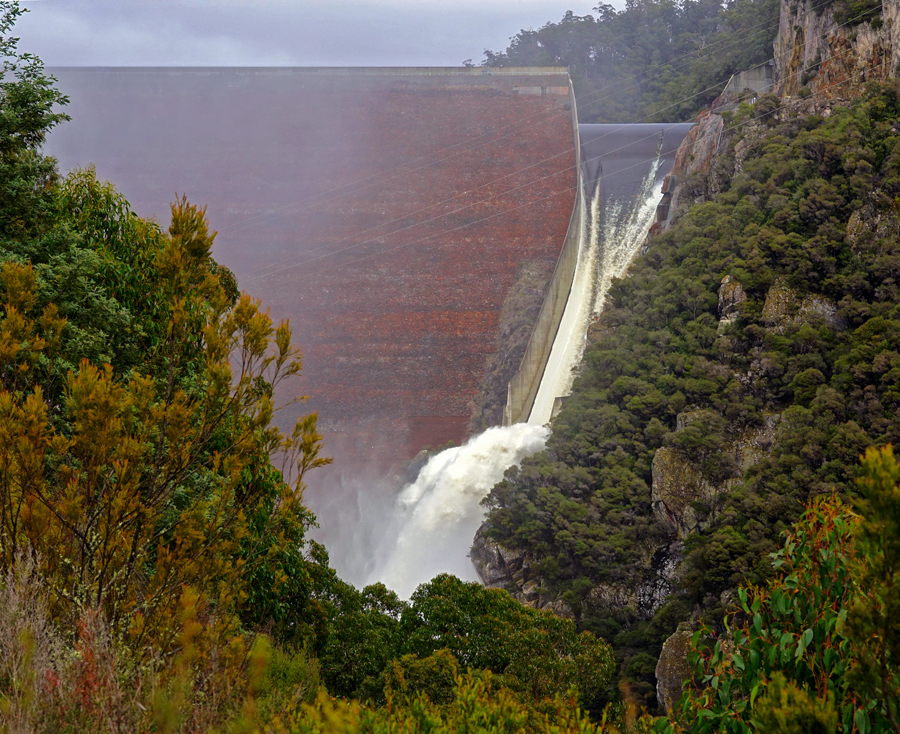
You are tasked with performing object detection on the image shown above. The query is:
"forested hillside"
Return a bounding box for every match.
[478,2,900,723]
[480,0,779,122]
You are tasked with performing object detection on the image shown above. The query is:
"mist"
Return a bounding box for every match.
[44,67,582,592]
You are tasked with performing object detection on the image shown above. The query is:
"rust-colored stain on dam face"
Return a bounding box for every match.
[47,69,576,477]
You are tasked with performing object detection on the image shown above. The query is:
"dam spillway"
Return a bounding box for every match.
[511,122,695,426]
[45,67,578,582]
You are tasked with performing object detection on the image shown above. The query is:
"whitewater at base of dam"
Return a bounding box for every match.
[364,423,549,598]
[355,122,693,598]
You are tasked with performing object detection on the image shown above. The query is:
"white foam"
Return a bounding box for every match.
[331,141,670,598]
[528,157,663,425]
[366,423,549,598]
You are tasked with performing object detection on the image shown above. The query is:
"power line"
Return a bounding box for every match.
[216,0,832,248]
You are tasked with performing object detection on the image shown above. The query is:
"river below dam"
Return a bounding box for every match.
[356,121,694,598]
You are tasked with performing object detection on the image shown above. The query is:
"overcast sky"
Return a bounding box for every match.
[18,0,613,67]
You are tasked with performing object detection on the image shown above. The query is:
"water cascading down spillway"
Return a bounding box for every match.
[369,121,694,598]
[529,122,695,424]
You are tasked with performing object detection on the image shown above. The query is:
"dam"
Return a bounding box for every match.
[45,67,693,591]
[46,66,577,582]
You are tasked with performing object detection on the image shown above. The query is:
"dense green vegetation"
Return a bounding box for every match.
[5,0,900,729]
[482,82,900,711]
[659,446,900,734]
[480,0,779,123]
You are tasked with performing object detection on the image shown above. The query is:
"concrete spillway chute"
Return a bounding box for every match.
[504,120,694,427]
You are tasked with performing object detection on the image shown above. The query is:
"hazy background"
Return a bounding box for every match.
[18,0,615,67]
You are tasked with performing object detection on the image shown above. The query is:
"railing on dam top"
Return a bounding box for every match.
[503,76,585,427]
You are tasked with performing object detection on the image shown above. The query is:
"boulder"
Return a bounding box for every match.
[655,629,694,716]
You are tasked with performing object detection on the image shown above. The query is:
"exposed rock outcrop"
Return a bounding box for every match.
[717,275,747,332]
[472,529,682,620]
[652,413,779,539]
[585,541,684,619]
[655,629,694,716]
[470,528,574,617]
[671,111,725,178]
[652,447,718,538]
[650,112,726,235]
[846,206,900,256]
[761,278,848,331]
[773,0,899,98]
[718,275,747,320]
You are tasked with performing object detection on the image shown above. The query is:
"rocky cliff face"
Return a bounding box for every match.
[476,5,900,705]
[774,0,899,97]
[648,111,725,239]
[472,527,682,621]
[470,529,575,617]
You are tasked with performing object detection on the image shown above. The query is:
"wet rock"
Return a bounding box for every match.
[656,629,694,716]
[406,449,433,482]
[637,541,683,615]
[472,529,678,620]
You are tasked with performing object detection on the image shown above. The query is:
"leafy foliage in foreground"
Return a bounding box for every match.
[266,672,633,734]
[482,82,900,709]
[659,446,900,734]
[320,574,614,708]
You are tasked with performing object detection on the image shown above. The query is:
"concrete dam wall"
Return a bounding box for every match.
[46,66,579,579]
[503,80,584,426]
